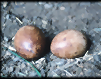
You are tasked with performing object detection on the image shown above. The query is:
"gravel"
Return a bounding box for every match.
[1,1,101,77]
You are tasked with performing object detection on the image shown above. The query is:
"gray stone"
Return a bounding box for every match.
[80,2,90,6]
[4,20,19,38]
[8,67,13,73]
[86,3,101,15]
[50,65,57,71]
[2,70,8,75]
[5,51,11,56]
[39,2,45,5]
[47,70,60,77]
[88,20,99,31]
[28,70,37,77]
[35,57,46,69]
[44,4,53,9]
[96,70,101,77]
[14,67,20,73]
[50,54,58,60]
[72,67,82,76]
[53,58,67,66]
[7,60,14,66]
[17,72,26,77]
[54,69,62,76]
[20,63,26,69]
[61,71,67,77]
[13,57,20,62]
[83,68,96,77]
[1,50,6,58]
[93,55,100,62]
[81,18,88,24]
[5,14,9,19]
[3,2,8,8]
[40,68,45,77]
[93,28,101,33]
[4,36,9,42]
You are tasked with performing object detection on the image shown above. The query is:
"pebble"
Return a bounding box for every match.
[60,6,65,10]
[54,59,67,66]
[80,2,90,6]
[20,63,26,69]
[50,54,58,60]
[72,67,82,76]
[42,20,47,24]
[35,57,46,69]
[5,51,11,56]
[28,70,37,77]
[3,2,8,8]
[8,67,13,73]
[44,4,53,9]
[93,55,100,62]
[93,28,101,33]
[40,68,45,77]
[83,68,96,77]
[4,36,9,42]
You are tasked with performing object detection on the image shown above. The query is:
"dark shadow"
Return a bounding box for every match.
[81,30,92,51]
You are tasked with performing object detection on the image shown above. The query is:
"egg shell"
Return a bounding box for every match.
[14,25,46,59]
[50,29,87,59]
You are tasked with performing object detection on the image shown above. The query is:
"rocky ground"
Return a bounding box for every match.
[1,2,101,77]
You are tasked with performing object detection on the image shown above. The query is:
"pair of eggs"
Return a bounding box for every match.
[14,25,87,60]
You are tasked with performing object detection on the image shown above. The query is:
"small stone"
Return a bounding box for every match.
[60,6,65,10]
[42,20,47,25]
[14,67,20,73]
[40,68,45,77]
[17,72,26,77]
[61,71,66,77]
[42,24,46,29]
[72,67,82,76]
[6,14,9,19]
[7,60,14,66]
[35,57,46,69]
[80,2,90,6]
[96,70,101,76]
[47,70,59,77]
[13,57,19,62]
[28,70,37,77]
[20,63,26,69]
[39,2,45,5]
[50,54,58,60]
[5,51,11,56]
[93,28,101,33]
[8,67,13,73]
[2,70,8,75]
[3,2,8,8]
[54,69,62,76]
[54,59,67,66]
[98,3,101,6]
[4,37,9,42]
[83,68,96,77]
[44,4,53,9]
[93,55,100,62]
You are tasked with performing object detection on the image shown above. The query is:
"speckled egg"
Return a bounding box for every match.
[50,29,87,59]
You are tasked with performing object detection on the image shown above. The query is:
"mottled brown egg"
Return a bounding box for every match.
[14,25,46,59]
[50,29,87,59]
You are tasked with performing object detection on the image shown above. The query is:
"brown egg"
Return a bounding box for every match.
[14,25,46,59]
[50,29,87,59]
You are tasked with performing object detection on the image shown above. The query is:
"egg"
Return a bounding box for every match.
[50,29,87,59]
[14,25,46,60]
